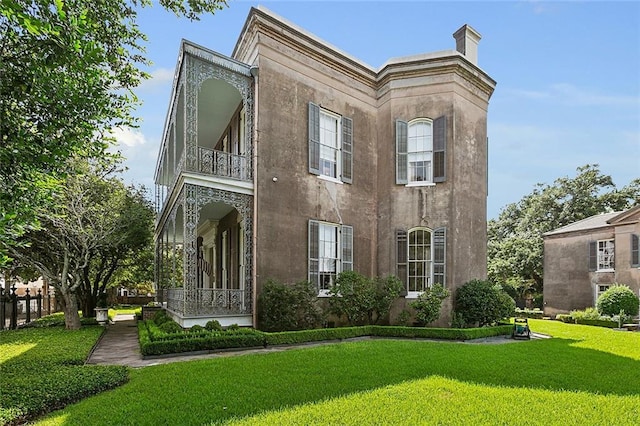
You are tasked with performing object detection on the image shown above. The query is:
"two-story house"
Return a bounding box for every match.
[543,206,640,316]
[154,7,496,327]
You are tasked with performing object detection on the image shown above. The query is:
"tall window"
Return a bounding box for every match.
[407,120,432,183]
[309,102,353,183]
[631,234,639,267]
[598,239,615,270]
[319,111,340,178]
[397,227,446,297]
[396,116,446,185]
[309,220,353,295]
[408,228,432,293]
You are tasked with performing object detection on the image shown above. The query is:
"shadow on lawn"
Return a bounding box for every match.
[38,336,640,426]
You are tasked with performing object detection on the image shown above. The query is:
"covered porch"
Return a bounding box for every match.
[153,41,255,328]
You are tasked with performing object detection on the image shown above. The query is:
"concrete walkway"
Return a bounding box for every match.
[86,315,550,368]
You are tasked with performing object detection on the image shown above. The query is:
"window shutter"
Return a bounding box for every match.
[433,227,446,287]
[308,220,320,289]
[433,115,447,183]
[396,230,408,288]
[309,102,321,175]
[631,234,639,267]
[588,241,597,271]
[341,225,353,271]
[395,120,408,184]
[341,116,353,184]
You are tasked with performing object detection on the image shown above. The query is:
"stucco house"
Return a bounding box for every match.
[543,206,640,317]
[153,6,496,327]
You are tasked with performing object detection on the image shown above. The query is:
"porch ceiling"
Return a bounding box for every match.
[198,79,242,148]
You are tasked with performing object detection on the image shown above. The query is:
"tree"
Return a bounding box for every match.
[10,159,154,329]
[0,0,228,267]
[78,183,154,316]
[488,164,640,292]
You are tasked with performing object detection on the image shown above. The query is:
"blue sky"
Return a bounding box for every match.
[117,1,640,219]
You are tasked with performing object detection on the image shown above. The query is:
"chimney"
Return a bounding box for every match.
[453,24,481,65]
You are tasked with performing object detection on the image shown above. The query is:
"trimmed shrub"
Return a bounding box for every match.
[158,319,183,334]
[329,271,403,325]
[514,308,544,319]
[190,325,204,332]
[410,284,450,325]
[569,307,602,321]
[258,279,325,332]
[454,279,516,327]
[205,320,222,331]
[596,284,639,317]
[152,309,170,325]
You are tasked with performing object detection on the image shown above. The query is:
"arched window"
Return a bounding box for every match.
[397,227,446,297]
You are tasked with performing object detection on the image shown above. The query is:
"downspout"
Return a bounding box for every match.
[250,65,259,328]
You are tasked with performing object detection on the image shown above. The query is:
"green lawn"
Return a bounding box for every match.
[33,319,639,425]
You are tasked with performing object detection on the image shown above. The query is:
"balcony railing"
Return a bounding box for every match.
[161,288,251,317]
[198,147,249,181]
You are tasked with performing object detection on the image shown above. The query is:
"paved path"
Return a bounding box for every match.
[86,315,550,368]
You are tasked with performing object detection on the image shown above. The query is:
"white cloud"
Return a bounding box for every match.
[110,127,148,148]
[137,67,175,92]
[504,83,639,107]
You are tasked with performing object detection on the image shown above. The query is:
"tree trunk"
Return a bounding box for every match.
[83,295,97,318]
[61,291,82,330]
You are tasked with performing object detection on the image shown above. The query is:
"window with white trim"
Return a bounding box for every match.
[397,227,446,297]
[308,220,353,295]
[396,116,446,185]
[309,102,352,183]
[408,119,433,183]
[598,239,615,270]
[631,234,639,267]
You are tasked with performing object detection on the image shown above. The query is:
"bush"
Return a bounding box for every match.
[190,325,204,332]
[328,271,403,325]
[158,319,183,334]
[258,279,324,332]
[205,320,222,331]
[514,308,544,319]
[454,279,515,327]
[569,307,602,321]
[596,284,639,317]
[152,309,170,325]
[410,284,450,325]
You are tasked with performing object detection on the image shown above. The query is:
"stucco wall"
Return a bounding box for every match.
[544,222,640,317]
[235,10,495,325]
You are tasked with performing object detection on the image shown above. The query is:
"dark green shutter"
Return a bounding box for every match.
[341,116,353,184]
[588,241,597,271]
[632,234,639,267]
[433,115,446,183]
[341,225,353,271]
[309,220,320,290]
[433,227,446,286]
[396,120,408,184]
[309,102,320,175]
[396,230,408,289]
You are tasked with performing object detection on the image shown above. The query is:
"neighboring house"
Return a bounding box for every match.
[154,6,496,327]
[543,206,640,317]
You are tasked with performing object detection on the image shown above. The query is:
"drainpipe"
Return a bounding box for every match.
[250,65,259,329]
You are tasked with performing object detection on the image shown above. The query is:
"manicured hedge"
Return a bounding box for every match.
[574,318,618,328]
[0,327,128,425]
[265,326,373,345]
[138,321,267,356]
[138,321,514,356]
